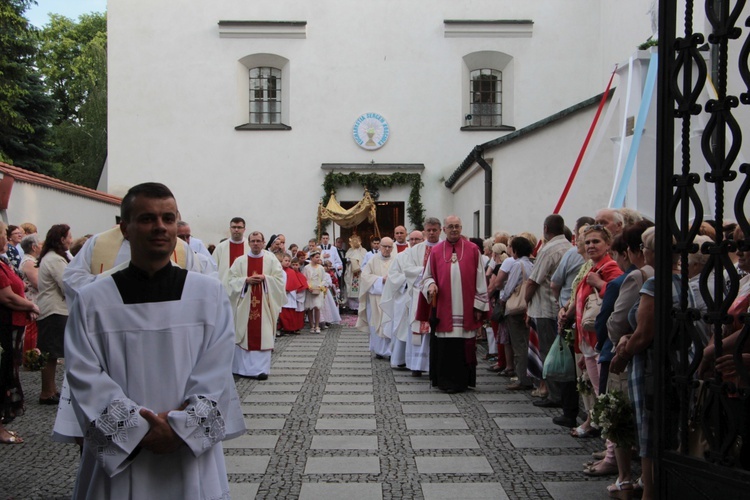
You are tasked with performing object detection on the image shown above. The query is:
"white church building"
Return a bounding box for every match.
[104,0,713,246]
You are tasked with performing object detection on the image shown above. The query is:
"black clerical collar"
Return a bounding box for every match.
[113,262,187,304]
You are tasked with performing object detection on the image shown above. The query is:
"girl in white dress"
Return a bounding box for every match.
[303,250,326,333]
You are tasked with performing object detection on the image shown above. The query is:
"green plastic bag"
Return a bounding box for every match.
[543,334,576,382]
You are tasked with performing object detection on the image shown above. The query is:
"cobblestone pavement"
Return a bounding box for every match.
[1,322,627,499]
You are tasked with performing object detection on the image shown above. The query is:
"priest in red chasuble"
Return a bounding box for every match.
[416,215,489,393]
[226,231,285,380]
[212,217,250,284]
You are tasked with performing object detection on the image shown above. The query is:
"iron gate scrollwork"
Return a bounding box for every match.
[656,0,750,497]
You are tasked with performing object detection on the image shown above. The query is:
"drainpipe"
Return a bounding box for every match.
[474,149,492,239]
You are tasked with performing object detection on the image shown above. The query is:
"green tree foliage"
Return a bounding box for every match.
[36,12,107,187]
[0,0,57,173]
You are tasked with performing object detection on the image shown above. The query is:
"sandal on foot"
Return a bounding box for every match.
[607,479,634,498]
[571,425,600,438]
[592,449,607,460]
[530,388,548,398]
[0,430,23,444]
[584,459,618,476]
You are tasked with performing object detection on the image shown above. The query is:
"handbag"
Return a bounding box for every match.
[490,301,505,323]
[580,278,603,332]
[543,334,576,382]
[505,265,528,316]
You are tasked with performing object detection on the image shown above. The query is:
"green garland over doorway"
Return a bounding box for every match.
[320,172,425,231]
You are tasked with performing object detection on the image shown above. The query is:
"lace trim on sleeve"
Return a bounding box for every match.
[86,399,141,461]
[185,395,226,448]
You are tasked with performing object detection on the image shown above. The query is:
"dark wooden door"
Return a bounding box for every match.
[337,201,404,251]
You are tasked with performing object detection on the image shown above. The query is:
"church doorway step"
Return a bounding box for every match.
[339,201,404,251]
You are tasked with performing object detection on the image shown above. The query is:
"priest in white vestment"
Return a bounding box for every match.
[212,217,249,284]
[381,230,424,370]
[356,237,395,358]
[177,221,217,271]
[404,220,443,375]
[227,231,286,379]
[61,183,245,500]
[344,235,367,311]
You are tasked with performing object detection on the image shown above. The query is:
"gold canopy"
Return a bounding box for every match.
[317,191,379,237]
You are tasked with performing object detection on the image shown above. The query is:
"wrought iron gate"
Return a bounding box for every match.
[656,0,750,496]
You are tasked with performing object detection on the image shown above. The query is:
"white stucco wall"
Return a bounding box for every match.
[107,0,657,246]
[2,181,119,238]
[451,106,617,239]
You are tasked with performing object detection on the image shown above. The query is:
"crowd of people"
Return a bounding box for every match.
[2,185,750,499]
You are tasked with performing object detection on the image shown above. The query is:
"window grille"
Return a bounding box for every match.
[469,69,502,126]
[249,67,281,125]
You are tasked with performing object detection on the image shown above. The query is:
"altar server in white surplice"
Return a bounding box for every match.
[227,231,286,380]
[381,230,424,371]
[357,237,395,359]
[54,198,206,445]
[62,183,245,500]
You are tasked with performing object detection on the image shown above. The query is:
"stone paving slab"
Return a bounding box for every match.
[329,368,372,374]
[494,416,561,429]
[421,482,509,500]
[410,435,480,449]
[304,456,381,474]
[415,456,493,474]
[331,363,372,368]
[543,480,611,500]
[243,417,287,430]
[299,483,383,500]
[241,404,293,415]
[482,403,545,414]
[405,418,469,430]
[273,362,314,368]
[243,394,298,403]
[251,384,304,392]
[267,368,311,375]
[474,393,531,401]
[311,435,379,450]
[507,435,583,449]
[401,403,460,414]
[524,454,594,472]
[316,418,377,430]
[320,404,376,414]
[259,375,307,383]
[224,455,271,474]
[328,376,374,383]
[325,384,374,392]
[229,483,260,499]
[395,383,433,392]
[398,392,452,402]
[322,394,374,403]
[223,434,280,449]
